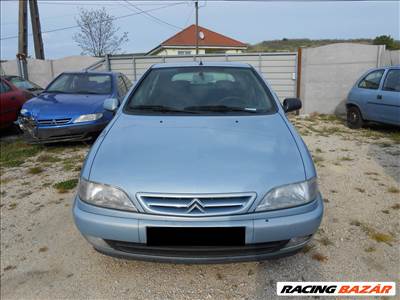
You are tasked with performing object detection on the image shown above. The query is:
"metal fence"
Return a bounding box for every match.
[88,52,298,101]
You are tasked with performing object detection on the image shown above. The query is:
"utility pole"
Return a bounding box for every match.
[195,0,199,55]
[18,0,28,56]
[29,0,45,59]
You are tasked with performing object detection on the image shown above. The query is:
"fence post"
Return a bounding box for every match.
[17,58,23,77]
[50,60,54,79]
[105,54,111,71]
[16,53,28,79]
[296,47,302,115]
[132,56,136,81]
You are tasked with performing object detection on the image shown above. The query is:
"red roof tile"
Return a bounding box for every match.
[161,25,247,48]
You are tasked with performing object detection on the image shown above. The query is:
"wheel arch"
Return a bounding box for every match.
[346,102,364,120]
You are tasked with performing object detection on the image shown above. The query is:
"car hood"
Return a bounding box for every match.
[89,113,306,198]
[23,93,110,119]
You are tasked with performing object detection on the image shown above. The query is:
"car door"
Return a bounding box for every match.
[378,68,400,125]
[356,69,386,122]
[0,80,22,127]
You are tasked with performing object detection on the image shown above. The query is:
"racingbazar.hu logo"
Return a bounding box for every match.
[277,282,396,296]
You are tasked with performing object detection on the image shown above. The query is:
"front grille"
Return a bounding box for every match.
[37,118,71,126]
[136,192,256,216]
[104,239,289,258]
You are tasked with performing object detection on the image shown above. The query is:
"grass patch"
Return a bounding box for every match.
[369,232,395,245]
[378,142,392,148]
[311,252,328,262]
[53,179,78,193]
[8,203,17,210]
[350,220,395,246]
[364,171,379,176]
[3,265,17,272]
[313,155,324,164]
[364,246,376,253]
[301,244,315,254]
[315,148,323,153]
[0,140,43,168]
[19,191,32,198]
[62,155,84,172]
[391,203,400,210]
[28,166,43,175]
[317,236,334,246]
[38,246,48,253]
[340,156,353,161]
[387,186,400,194]
[36,154,61,163]
[0,176,15,185]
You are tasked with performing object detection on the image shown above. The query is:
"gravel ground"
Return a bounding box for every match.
[1,115,399,300]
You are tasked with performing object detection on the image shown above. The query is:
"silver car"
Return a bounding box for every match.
[73,62,323,263]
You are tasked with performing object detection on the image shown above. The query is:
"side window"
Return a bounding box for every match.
[383,69,400,92]
[358,70,385,90]
[117,76,127,99]
[0,81,11,94]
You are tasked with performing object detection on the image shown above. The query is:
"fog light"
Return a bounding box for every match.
[285,235,312,248]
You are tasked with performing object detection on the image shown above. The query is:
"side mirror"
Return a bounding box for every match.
[283,98,302,113]
[103,98,119,112]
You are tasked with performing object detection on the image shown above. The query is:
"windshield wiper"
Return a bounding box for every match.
[184,105,258,113]
[74,91,105,95]
[44,90,69,94]
[130,105,198,114]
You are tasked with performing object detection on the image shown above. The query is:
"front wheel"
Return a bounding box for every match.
[347,106,364,129]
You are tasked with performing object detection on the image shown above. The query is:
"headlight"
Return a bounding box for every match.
[255,178,318,212]
[78,178,137,211]
[20,108,29,116]
[73,113,103,123]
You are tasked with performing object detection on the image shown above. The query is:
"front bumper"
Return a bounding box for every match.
[73,195,323,263]
[18,117,108,143]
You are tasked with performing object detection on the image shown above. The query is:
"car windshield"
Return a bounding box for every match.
[46,73,112,94]
[8,77,42,91]
[125,67,276,115]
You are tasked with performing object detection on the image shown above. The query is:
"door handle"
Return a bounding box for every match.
[377,95,382,100]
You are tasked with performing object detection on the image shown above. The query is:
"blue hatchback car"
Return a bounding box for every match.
[346,66,400,128]
[73,62,323,263]
[18,71,132,143]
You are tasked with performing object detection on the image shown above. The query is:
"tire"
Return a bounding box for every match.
[347,106,364,129]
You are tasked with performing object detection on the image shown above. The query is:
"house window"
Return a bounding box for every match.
[177,50,192,55]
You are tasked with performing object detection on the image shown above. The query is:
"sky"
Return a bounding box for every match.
[1,0,399,59]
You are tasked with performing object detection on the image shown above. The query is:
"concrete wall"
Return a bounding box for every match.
[0,56,102,88]
[106,52,298,100]
[299,43,396,115]
[381,50,400,66]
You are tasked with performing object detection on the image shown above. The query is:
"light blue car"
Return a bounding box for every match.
[346,65,400,128]
[73,62,323,263]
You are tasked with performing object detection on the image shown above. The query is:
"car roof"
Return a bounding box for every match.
[60,71,120,76]
[151,61,252,69]
[367,65,400,72]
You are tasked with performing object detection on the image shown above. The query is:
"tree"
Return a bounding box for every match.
[373,35,399,50]
[73,8,128,57]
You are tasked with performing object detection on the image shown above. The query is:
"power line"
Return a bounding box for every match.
[37,1,183,6]
[122,0,182,30]
[183,5,195,27]
[1,2,184,41]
